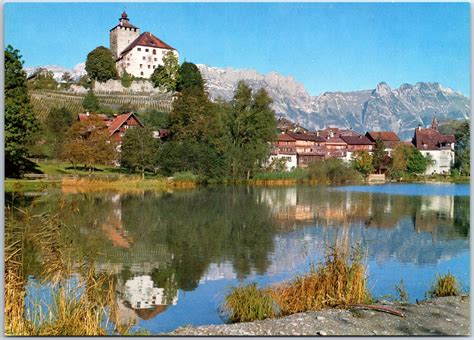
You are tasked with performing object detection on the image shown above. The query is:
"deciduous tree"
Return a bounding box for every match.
[121,127,158,178]
[82,90,100,111]
[176,62,204,93]
[61,115,116,171]
[85,46,118,82]
[352,150,374,177]
[150,51,179,91]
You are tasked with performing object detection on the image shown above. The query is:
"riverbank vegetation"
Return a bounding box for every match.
[428,273,461,298]
[224,244,371,323]
[4,202,145,335]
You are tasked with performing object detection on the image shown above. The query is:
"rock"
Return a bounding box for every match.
[316,331,327,336]
[316,316,326,321]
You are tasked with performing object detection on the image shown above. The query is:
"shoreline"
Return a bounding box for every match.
[167,296,470,336]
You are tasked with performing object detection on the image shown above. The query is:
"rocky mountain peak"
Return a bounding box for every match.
[374,82,392,96]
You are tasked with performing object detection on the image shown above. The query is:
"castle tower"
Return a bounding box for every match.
[431,116,439,130]
[110,11,140,60]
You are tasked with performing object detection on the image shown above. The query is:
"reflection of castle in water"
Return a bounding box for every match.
[114,273,179,326]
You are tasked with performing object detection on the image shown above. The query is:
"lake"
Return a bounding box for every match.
[6,183,470,334]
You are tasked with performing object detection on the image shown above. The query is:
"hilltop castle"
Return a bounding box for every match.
[110,12,179,78]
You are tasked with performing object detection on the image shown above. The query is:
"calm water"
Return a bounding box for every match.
[8,184,470,333]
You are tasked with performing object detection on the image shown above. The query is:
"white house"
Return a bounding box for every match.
[412,118,456,175]
[110,12,179,78]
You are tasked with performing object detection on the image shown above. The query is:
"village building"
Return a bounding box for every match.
[268,133,298,171]
[287,132,326,168]
[110,12,178,78]
[365,131,402,155]
[340,135,375,162]
[78,112,144,145]
[412,118,455,175]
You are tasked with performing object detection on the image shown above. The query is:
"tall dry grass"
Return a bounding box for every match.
[428,272,461,298]
[270,244,370,315]
[4,204,138,336]
[223,243,372,323]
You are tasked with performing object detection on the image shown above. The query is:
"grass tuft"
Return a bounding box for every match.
[428,272,461,298]
[224,283,278,323]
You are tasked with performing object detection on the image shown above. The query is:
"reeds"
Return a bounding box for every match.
[4,204,136,336]
[223,244,371,323]
[427,272,461,298]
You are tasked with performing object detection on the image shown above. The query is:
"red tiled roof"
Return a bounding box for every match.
[276,133,297,142]
[325,137,347,145]
[340,135,374,145]
[286,132,326,142]
[413,128,455,150]
[120,32,175,57]
[108,112,144,136]
[366,131,400,142]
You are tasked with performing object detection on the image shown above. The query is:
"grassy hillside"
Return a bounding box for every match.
[30,89,173,120]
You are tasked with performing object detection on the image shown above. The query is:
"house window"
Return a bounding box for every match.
[153,49,156,55]
[145,48,149,52]
[137,47,141,51]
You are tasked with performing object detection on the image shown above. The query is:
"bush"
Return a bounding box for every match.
[308,158,362,185]
[428,272,461,298]
[224,283,278,323]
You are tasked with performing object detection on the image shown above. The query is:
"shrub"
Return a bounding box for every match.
[308,158,362,185]
[428,272,461,298]
[224,283,278,323]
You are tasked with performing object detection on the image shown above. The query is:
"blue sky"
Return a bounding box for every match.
[4,2,470,96]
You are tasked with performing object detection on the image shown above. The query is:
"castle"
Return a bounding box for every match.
[110,12,179,78]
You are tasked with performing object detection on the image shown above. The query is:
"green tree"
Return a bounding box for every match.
[137,110,170,129]
[453,121,470,176]
[82,90,100,111]
[5,45,38,178]
[150,51,179,91]
[121,127,159,178]
[390,144,413,178]
[407,148,428,174]
[45,107,74,158]
[61,115,116,171]
[228,81,277,179]
[352,150,374,177]
[85,46,118,82]
[121,71,133,88]
[176,62,205,93]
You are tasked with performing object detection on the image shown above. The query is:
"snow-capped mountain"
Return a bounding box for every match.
[24,63,86,82]
[198,64,470,140]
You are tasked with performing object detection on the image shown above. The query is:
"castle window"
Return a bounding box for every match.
[140,71,144,76]
[154,58,157,61]
[153,49,156,55]
[142,56,145,60]
[148,65,150,69]
[137,48,141,51]
[153,65,156,69]
[146,49,149,52]
[127,63,130,66]
[140,64,142,68]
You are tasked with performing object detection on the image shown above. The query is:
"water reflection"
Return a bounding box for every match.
[10,184,469,332]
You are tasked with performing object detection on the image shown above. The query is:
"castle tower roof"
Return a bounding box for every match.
[110,12,139,31]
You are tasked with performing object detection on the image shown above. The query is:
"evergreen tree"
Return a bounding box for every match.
[121,71,133,88]
[82,90,100,111]
[176,62,205,93]
[85,46,118,82]
[121,127,159,178]
[150,51,179,91]
[453,121,470,176]
[5,45,38,177]
[45,107,74,158]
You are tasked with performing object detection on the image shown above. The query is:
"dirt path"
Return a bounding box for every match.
[168,296,470,336]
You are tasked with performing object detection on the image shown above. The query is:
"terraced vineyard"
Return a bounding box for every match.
[30,90,174,120]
